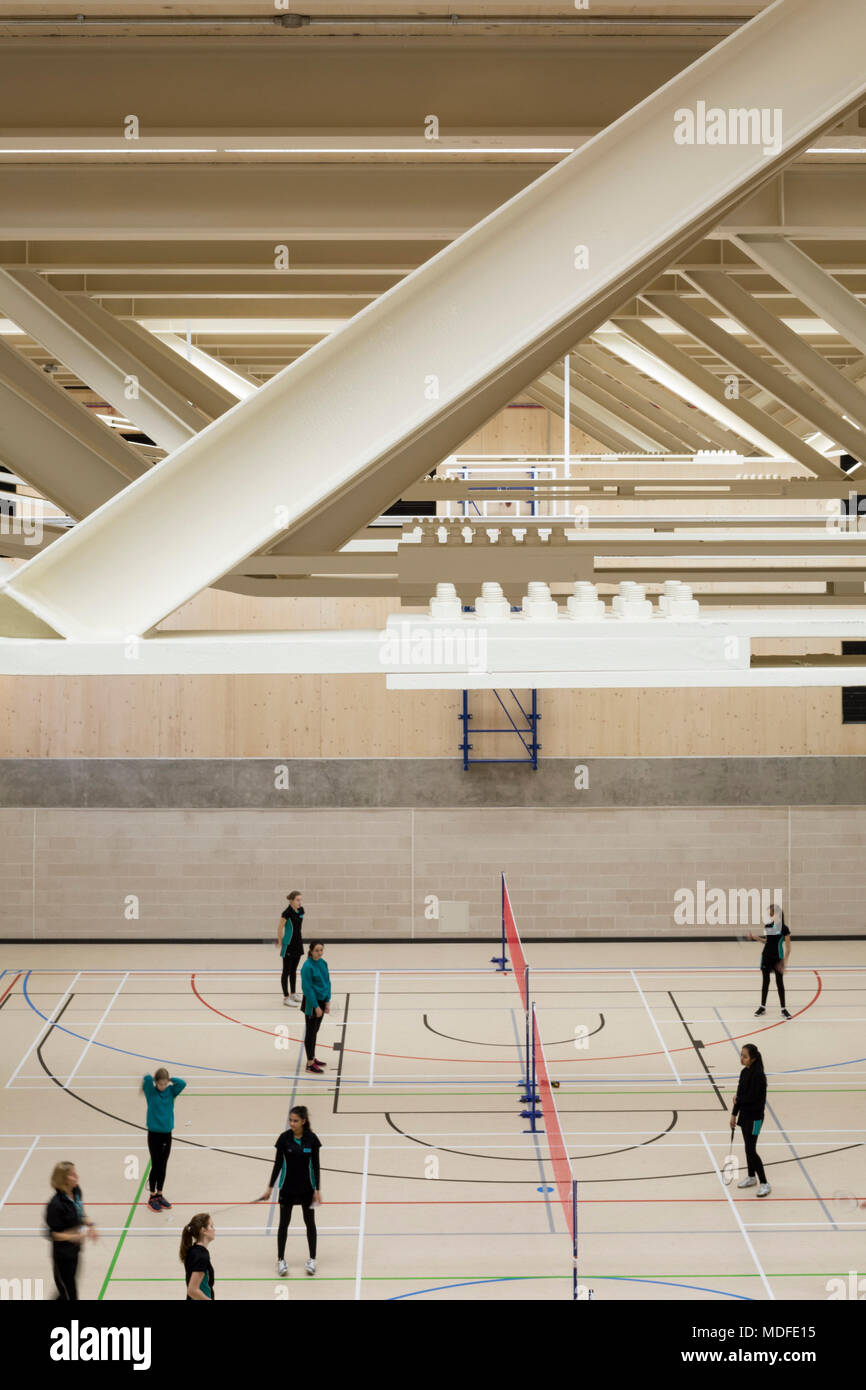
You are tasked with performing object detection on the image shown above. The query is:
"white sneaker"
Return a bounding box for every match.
[282,997,292,1007]
[277,1259,288,1276]
[305,1259,316,1276]
[290,994,302,1004]
[737,1176,758,1188]
[757,1183,771,1198]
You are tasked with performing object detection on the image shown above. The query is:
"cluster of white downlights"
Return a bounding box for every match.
[428,579,701,622]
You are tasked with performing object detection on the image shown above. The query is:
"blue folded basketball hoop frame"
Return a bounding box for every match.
[459,688,540,769]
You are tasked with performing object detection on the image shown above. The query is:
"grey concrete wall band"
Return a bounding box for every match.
[1,757,866,808]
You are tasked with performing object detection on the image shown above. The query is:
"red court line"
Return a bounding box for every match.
[0,972,22,1006]
[190,970,823,1066]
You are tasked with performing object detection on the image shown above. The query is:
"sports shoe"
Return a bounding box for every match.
[306,1062,324,1074]
[312,1058,327,1068]
[277,1259,288,1277]
[282,997,293,1007]
[757,1183,771,1198]
[754,1006,766,1016]
[156,1194,172,1210]
[290,993,302,1003]
[147,1194,162,1212]
[305,1259,316,1276]
[781,1008,791,1019]
[737,1176,758,1189]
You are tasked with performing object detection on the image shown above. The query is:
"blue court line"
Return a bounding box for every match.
[713,1008,838,1230]
[388,1275,753,1301]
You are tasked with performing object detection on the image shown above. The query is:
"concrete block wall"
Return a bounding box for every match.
[0,762,863,940]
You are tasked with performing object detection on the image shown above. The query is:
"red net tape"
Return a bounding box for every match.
[533,1009,575,1241]
[502,879,528,1010]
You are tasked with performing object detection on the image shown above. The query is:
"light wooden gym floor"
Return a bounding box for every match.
[1,940,863,1302]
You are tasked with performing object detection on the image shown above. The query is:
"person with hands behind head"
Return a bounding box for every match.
[300,941,331,1075]
[254,1106,322,1278]
[45,1161,99,1301]
[749,903,791,1018]
[180,1213,216,1300]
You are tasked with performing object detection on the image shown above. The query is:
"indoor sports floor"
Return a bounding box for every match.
[1,941,863,1302]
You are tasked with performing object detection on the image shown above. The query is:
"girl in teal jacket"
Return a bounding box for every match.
[300,942,331,1075]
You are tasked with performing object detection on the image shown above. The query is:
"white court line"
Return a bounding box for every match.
[5,973,81,1089]
[65,972,129,1087]
[0,1135,40,1212]
[354,1134,370,1303]
[700,1132,774,1301]
[368,971,380,1088]
[629,969,681,1086]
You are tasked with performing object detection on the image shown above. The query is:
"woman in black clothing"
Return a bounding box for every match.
[44,1161,99,1300]
[255,1105,322,1278]
[278,891,305,1006]
[749,903,792,1019]
[180,1213,216,1300]
[730,1043,771,1197]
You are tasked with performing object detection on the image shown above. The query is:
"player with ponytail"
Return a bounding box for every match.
[180,1213,216,1300]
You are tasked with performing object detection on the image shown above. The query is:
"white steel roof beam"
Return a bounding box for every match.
[5,0,866,641]
[735,235,866,355]
[643,290,866,461]
[0,269,209,452]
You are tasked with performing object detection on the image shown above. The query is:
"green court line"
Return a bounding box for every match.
[98,1160,151,1301]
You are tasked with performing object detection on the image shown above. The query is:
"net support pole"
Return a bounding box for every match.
[517,963,532,1090]
[491,870,510,972]
[572,1178,578,1302]
[521,1001,542,1130]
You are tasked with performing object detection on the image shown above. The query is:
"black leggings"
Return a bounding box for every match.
[277,1197,317,1259]
[761,960,786,1008]
[281,951,302,997]
[147,1131,172,1192]
[52,1242,80,1300]
[304,1007,323,1062]
[739,1116,766,1183]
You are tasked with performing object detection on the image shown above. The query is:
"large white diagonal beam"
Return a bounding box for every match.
[643,291,866,462]
[5,0,866,641]
[735,235,866,357]
[0,269,209,451]
[684,269,866,439]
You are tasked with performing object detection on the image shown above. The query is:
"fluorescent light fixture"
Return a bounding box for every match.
[0,148,219,155]
[136,319,348,335]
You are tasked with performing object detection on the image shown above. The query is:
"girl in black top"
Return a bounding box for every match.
[729,1043,771,1197]
[255,1105,322,1278]
[44,1161,99,1300]
[749,903,791,1018]
[278,891,305,1006]
[180,1213,216,1300]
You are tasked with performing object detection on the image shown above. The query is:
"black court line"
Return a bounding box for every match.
[332,993,350,1115]
[382,1109,679,1164]
[422,1011,605,1048]
[668,989,728,1111]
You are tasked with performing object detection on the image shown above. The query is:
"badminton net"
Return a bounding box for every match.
[502,874,529,1010]
[532,1006,575,1242]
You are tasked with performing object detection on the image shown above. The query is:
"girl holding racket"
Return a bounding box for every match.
[255,1106,322,1278]
[730,1043,771,1197]
[749,903,791,1018]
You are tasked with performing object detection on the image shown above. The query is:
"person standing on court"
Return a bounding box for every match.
[180,1213,216,1300]
[254,1105,322,1278]
[45,1161,98,1300]
[278,890,305,1006]
[142,1067,187,1211]
[300,941,331,1075]
[730,1043,771,1197]
[749,902,791,1018]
